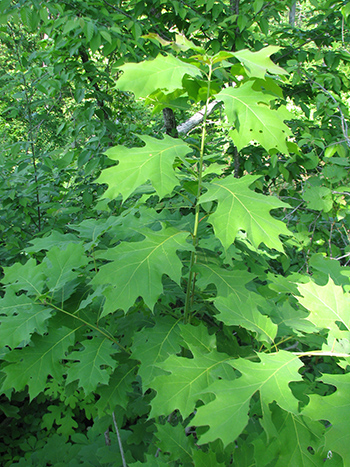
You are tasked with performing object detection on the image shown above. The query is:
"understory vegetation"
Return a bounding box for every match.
[1,1,350,465]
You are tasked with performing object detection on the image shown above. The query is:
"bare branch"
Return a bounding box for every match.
[177,100,221,135]
[112,412,127,467]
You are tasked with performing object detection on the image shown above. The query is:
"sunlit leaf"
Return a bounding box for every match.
[201,175,291,250]
[217,81,292,152]
[99,135,192,201]
[117,54,200,98]
[193,351,303,446]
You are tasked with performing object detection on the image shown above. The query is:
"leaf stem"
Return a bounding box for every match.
[184,63,213,324]
[41,300,131,354]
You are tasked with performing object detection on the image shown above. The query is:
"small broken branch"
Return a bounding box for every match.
[177,100,221,135]
[112,412,127,467]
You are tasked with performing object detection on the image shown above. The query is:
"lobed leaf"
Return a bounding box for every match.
[233,46,288,79]
[303,372,350,463]
[217,81,292,153]
[193,351,303,446]
[98,135,192,201]
[66,338,118,394]
[0,289,53,349]
[91,226,192,315]
[95,360,138,415]
[116,53,200,99]
[201,174,291,251]
[131,317,183,389]
[150,346,233,418]
[253,406,325,466]
[155,423,195,465]
[1,325,78,399]
[297,278,350,338]
[214,291,278,344]
[194,262,255,298]
[44,243,89,293]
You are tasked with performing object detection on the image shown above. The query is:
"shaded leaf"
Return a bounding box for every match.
[2,259,46,296]
[25,231,80,253]
[44,243,88,293]
[253,406,325,467]
[309,253,350,287]
[194,262,255,298]
[214,291,277,344]
[66,338,117,394]
[0,288,52,349]
[2,326,77,399]
[96,360,138,414]
[155,423,195,464]
[91,226,192,315]
[270,301,317,337]
[131,317,183,389]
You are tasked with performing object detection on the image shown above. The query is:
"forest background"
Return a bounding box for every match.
[1,0,350,466]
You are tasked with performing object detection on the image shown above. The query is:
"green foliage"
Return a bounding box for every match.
[1,1,350,466]
[201,175,291,250]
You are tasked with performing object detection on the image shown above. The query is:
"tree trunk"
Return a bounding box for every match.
[163,107,179,138]
[289,2,297,27]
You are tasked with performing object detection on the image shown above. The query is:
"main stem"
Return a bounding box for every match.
[184,64,212,324]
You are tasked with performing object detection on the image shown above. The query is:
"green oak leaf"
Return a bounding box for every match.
[193,351,303,446]
[270,302,317,337]
[2,258,46,296]
[192,450,226,467]
[309,253,350,287]
[253,406,325,467]
[116,53,200,99]
[129,455,169,466]
[131,317,183,389]
[1,326,77,399]
[150,346,232,418]
[178,322,217,353]
[297,278,350,338]
[70,216,122,246]
[66,338,117,394]
[214,291,278,344]
[233,46,288,79]
[200,175,291,251]
[216,81,292,153]
[194,262,255,298]
[155,423,195,464]
[98,135,192,201]
[96,360,138,415]
[44,243,88,293]
[25,231,80,253]
[0,288,53,349]
[42,405,78,437]
[91,226,192,316]
[302,372,350,462]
